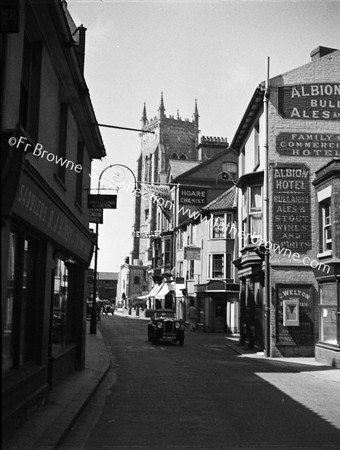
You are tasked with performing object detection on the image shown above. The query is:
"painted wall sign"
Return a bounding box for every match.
[278,83,340,121]
[89,208,103,224]
[276,132,340,157]
[88,194,117,209]
[276,285,314,346]
[184,246,201,260]
[272,164,311,252]
[179,186,208,206]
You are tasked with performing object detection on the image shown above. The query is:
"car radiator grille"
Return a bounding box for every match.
[164,320,174,333]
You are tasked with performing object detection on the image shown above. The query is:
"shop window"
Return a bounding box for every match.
[319,283,338,346]
[52,259,69,354]
[321,199,332,252]
[3,231,39,372]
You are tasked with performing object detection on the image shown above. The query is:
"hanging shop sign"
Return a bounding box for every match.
[276,285,314,346]
[272,163,311,252]
[88,194,117,209]
[276,132,340,157]
[89,208,103,224]
[179,186,208,206]
[131,230,161,238]
[277,83,340,121]
[142,184,171,202]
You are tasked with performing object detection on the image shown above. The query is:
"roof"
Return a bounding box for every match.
[168,160,201,181]
[98,272,119,281]
[203,185,237,211]
[230,85,264,152]
[170,149,236,184]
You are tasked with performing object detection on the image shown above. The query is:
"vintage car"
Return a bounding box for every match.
[147,309,185,346]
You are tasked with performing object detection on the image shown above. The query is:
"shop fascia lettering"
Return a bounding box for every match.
[17,183,91,255]
[278,289,311,300]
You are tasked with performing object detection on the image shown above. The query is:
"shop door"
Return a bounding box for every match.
[215,302,226,332]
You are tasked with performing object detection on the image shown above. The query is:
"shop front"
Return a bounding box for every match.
[195,281,239,333]
[2,166,94,430]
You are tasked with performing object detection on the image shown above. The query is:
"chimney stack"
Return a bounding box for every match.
[310,46,338,61]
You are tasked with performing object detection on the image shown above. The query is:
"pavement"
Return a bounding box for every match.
[4,309,340,449]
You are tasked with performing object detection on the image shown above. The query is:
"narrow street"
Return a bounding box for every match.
[61,315,340,450]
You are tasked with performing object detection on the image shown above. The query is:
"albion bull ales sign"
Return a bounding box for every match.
[278,83,340,121]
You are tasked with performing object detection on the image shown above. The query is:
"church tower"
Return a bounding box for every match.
[131,94,200,264]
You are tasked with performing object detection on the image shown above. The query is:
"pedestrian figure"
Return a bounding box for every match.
[187,302,197,331]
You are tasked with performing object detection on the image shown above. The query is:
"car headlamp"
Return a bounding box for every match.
[157,322,163,329]
[175,322,180,329]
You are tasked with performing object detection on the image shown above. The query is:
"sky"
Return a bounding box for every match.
[67,0,340,273]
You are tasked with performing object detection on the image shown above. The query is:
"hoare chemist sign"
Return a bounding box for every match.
[278,83,340,121]
[277,132,340,157]
[272,164,311,252]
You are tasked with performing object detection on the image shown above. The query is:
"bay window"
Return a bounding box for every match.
[208,253,233,279]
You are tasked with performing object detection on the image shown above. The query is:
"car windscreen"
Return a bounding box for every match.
[155,313,175,319]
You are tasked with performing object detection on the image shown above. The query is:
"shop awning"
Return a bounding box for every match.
[154,282,176,300]
[147,283,163,297]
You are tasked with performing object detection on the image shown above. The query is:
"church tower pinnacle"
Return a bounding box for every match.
[193,98,199,126]
[141,102,148,126]
[158,92,165,119]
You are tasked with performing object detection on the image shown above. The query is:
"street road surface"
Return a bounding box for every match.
[62,315,340,450]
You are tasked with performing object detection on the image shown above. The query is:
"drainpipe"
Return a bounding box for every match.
[263,57,270,357]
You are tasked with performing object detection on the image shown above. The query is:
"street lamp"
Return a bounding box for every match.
[90,164,138,334]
